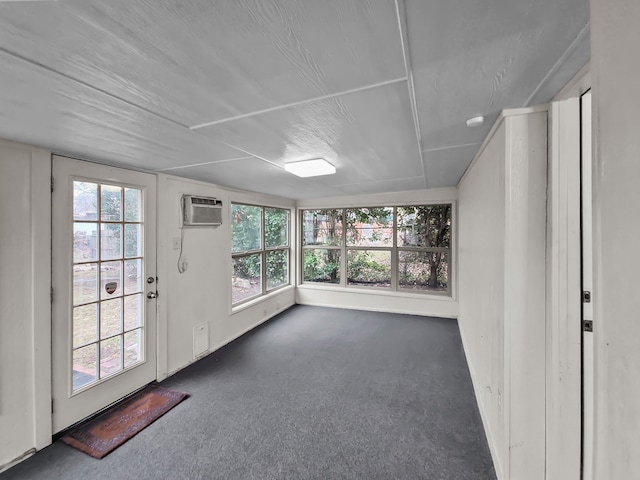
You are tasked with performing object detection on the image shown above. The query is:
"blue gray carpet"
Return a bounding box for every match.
[1,305,495,479]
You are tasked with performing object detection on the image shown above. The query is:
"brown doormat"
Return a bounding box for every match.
[61,384,189,459]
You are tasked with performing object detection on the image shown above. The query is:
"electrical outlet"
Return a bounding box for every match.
[173,237,181,250]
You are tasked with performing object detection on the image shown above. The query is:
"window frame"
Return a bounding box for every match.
[300,203,453,296]
[231,203,291,307]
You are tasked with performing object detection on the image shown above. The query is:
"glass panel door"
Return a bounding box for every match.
[52,156,157,433]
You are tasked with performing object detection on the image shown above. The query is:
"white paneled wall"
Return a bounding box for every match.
[591,0,640,477]
[458,108,547,480]
[0,140,51,472]
[156,174,296,378]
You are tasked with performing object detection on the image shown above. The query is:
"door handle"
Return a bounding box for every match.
[146,291,158,299]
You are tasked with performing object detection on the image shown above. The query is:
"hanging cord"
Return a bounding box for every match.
[177,225,186,273]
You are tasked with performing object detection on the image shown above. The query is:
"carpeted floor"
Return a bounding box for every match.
[1,305,495,480]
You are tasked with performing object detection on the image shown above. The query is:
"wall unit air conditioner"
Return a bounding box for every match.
[182,194,222,227]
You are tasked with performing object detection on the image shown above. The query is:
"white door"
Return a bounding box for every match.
[52,155,157,433]
[581,90,594,479]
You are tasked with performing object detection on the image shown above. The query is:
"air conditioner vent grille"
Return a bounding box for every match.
[182,194,222,227]
[190,197,219,206]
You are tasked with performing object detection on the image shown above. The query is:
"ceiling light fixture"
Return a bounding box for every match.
[466,116,485,127]
[284,158,336,178]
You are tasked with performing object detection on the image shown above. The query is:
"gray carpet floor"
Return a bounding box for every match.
[1,305,495,480]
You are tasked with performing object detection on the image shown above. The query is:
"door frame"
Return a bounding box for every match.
[545,64,591,480]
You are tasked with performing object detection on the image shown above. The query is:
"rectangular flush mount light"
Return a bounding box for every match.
[284,158,336,178]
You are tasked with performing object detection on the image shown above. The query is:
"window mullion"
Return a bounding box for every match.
[341,208,346,287]
[391,206,398,291]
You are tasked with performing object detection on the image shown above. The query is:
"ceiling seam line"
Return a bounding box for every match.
[422,142,483,154]
[333,176,424,188]
[155,156,255,171]
[189,76,407,130]
[0,46,191,130]
[189,130,284,170]
[525,21,591,107]
[394,0,427,188]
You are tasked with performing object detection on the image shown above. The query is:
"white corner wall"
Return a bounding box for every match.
[295,188,459,318]
[458,108,547,480]
[0,140,51,471]
[157,174,296,378]
[591,0,640,477]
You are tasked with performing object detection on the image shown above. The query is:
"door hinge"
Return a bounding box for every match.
[50,287,54,304]
[51,399,54,414]
[50,177,54,193]
[582,290,591,303]
[583,320,593,332]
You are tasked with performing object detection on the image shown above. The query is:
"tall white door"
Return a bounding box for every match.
[581,90,594,479]
[52,156,157,433]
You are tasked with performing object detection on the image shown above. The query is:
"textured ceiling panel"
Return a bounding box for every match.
[0,0,590,199]
[0,0,405,126]
[333,177,427,197]
[406,0,590,149]
[0,51,243,171]
[165,157,344,199]
[423,143,483,189]
[195,81,424,189]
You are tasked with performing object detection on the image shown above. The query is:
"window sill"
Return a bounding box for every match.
[230,284,295,315]
[296,283,455,301]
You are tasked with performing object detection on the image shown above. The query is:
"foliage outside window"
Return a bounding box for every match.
[301,204,452,295]
[232,204,290,305]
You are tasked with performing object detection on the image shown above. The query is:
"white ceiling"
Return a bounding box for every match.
[0,0,589,199]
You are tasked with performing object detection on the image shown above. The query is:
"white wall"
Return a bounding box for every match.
[0,140,51,471]
[590,0,640,477]
[458,108,547,480]
[545,97,582,480]
[157,174,296,378]
[295,188,459,318]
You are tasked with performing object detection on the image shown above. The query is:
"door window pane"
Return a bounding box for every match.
[232,254,262,304]
[347,250,391,288]
[100,261,122,299]
[100,223,122,260]
[124,259,143,294]
[74,263,98,305]
[124,329,143,368]
[73,304,98,348]
[100,336,122,378]
[74,182,98,221]
[101,185,122,222]
[73,344,98,390]
[124,224,142,258]
[124,294,143,331]
[73,223,98,263]
[124,188,142,222]
[303,249,341,284]
[100,298,122,339]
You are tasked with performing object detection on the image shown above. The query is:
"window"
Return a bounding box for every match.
[232,203,290,305]
[301,204,452,295]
